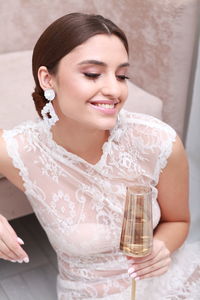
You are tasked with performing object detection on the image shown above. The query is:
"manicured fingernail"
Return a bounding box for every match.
[23,257,29,263]
[11,260,17,263]
[135,277,140,281]
[128,267,135,274]
[17,260,23,263]
[130,272,137,278]
[17,237,24,245]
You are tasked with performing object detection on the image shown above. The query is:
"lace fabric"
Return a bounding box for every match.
[3,110,200,299]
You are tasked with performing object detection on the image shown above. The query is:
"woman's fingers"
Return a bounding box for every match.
[0,238,18,260]
[129,242,170,267]
[128,256,171,280]
[131,265,170,280]
[127,239,166,263]
[0,237,29,262]
[0,250,12,261]
[0,215,29,262]
[127,239,171,280]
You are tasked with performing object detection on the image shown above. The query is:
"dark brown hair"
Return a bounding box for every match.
[32,13,129,118]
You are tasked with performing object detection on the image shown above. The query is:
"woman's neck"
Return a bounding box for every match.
[51,120,110,164]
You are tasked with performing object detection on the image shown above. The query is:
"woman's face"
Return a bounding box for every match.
[52,34,129,131]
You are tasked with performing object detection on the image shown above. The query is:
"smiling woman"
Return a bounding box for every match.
[0,12,200,300]
[36,34,129,164]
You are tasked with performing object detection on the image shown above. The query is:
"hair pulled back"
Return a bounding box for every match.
[32,13,129,118]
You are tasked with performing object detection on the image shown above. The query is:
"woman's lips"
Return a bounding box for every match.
[89,101,118,115]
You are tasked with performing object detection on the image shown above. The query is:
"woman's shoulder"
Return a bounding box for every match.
[2,119,42,138]
[0,120,43,190]
[120,109,176,139]
[0,128,10,169]
[0,120,42,171]
[0,128,6,162]
[0,128,15,179]
[0,129,25,190]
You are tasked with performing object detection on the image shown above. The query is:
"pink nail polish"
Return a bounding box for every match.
[23,257,29,263]
[17,260,23,263]
[130,272,137,278]
[17,237,24,245]
[128,267,135,274]
[135,277,140,281]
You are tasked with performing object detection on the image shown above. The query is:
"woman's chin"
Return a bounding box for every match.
[98,118,118,131]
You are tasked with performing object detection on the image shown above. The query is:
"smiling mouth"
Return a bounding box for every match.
[89,101,118,115]
[94,103,115,109]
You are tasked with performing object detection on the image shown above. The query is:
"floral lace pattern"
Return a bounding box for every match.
[3,110,200,299]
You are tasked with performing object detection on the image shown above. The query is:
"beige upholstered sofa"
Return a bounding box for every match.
[0,0,199,220]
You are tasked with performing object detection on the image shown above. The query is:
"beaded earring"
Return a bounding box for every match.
[41,89,59,127]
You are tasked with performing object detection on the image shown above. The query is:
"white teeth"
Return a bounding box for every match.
[95,103,114,109]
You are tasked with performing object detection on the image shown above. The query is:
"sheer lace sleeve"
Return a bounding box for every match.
[119,110,177,185]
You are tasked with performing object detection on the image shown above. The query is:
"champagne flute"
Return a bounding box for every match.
[120,185,153,300]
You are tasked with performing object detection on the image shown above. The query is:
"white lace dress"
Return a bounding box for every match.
[3,110,200,300]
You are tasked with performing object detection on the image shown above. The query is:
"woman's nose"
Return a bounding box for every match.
[101,76,122,99]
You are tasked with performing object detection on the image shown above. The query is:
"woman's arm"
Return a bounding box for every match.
[0,129,7,175]
[0,129,25,191]
[128,135,190,280]
[154,134,190,252]
[0,129,29,263]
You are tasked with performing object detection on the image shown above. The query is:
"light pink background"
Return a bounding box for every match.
[1,0,199,138]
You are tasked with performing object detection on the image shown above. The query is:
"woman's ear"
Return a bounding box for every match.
[37,66,55,91]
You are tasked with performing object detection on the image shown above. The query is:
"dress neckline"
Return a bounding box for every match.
[41,113,123,169]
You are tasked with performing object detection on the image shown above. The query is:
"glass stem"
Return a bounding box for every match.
[131,279,136,300]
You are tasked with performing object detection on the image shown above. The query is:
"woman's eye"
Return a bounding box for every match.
[83,73,100,79]
[117,75,130,81]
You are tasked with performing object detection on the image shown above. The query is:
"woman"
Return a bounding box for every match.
[0,13,199,299]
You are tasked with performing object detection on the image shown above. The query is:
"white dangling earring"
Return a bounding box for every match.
[41,88,59,127]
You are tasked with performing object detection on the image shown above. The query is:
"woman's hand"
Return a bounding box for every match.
[127,239,171,280]
[0,214,29,263]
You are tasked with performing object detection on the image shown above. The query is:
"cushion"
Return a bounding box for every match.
[125,80,163,118]
[0,50,38,129]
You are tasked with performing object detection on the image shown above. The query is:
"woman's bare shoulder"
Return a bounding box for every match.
[0,129,9,174]
[157,135,189,222]
[0,129,24,191]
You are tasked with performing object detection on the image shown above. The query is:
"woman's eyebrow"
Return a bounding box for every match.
[78,60,130,68]
[78,60,106,66]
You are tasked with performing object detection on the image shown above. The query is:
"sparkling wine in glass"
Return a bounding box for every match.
[120,185,153,299]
